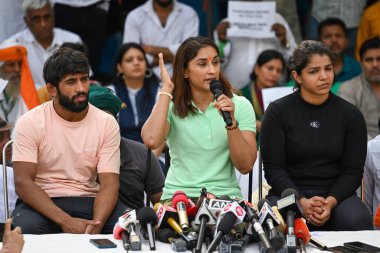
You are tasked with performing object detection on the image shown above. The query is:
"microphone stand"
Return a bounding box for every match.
[146,148,156,250]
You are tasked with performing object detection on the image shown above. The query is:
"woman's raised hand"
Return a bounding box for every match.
[158,53,174,93]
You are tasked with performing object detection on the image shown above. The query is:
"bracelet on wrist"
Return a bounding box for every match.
[158,91,173,100]
[226,121,239,130]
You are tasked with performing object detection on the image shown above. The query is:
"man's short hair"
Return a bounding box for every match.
[43,47,89,87]
[359,37,380,61]
[21,0,53,12]
[317,18,348,38]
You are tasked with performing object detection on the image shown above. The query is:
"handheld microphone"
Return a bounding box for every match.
[172,191,190,233]
[258,199,285,250]
[277,189,304,253]
[210,79,233,127]
[205,212,237,253]
[137,207,156,250]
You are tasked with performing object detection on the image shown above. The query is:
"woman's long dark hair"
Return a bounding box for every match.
[172,36,234,118]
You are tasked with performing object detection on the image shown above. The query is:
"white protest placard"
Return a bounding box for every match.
[227,1,276,39]
[262,86,293,111]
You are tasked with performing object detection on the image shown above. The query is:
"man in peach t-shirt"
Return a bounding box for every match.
[10,47,126,234]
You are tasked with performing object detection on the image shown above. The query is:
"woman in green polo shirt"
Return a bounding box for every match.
[142,37,257,200]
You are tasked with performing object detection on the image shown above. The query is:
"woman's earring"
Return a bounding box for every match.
[145,69,153,78]
[118,72,124,79]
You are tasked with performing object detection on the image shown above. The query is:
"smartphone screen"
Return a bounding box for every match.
[89,238,117,248]
[343,241,380,252]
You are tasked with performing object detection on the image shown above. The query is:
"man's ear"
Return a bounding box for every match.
[46,83,57,98]
[291,71,301,84]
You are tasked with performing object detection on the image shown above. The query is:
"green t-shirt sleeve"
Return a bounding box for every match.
[233,95,256,133]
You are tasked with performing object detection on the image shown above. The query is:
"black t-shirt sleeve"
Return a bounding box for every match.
[144,151,165,195]
[260,102,303,198]
[328,108,367,203]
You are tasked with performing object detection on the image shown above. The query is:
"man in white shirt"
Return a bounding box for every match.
[4,0,82,89]
[123,0,199,77]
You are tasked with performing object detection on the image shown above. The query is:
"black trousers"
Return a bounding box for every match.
[54,3,108,76]
[11,197,126,234]
[267,191,373,231]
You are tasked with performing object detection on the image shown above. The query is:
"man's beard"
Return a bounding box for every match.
[154,0,173,7]
[57,89,88,113]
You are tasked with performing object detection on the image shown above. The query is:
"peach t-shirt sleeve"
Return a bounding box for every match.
[12,114,40,163]
[97,117,121,174]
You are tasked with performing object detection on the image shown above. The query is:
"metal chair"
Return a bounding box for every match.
[2,139,13,220]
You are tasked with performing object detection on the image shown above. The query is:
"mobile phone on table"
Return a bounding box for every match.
[328,246,362,253]
[89,238,117,249]
[343,241,380,252]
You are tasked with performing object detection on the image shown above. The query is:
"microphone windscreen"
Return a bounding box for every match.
[281,188,299,199]
[374,205,380,227]
[137,207,157,224]
[209,79,222,94]
[219,195,232,201]
[113,222,125,239]
[172,190,189,208]
[218,212,237,234]
[294,218,310,244]
[157,228,176,243]
[257,199,269,210]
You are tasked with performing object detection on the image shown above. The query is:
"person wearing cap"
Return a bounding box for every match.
[89,84,164,209]
[11,47,125,234]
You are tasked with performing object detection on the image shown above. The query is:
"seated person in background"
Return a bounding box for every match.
[110,43,161,143]
[338,37,380,140]
[318,18,362,92]
[0,117,16,225]
[215,10,296,90]
[261,40,372,231]
[241,50,285,136]
[0,219,24,253]
[0,43,40,125]
[123,0,199,77]
[364,118,380,230]
[11,47,126,234]
[88,84,165,210]
[4,0,82,90]
[142,36,257,201]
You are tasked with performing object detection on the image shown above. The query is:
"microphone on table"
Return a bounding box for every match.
[238,200,275,253]
[294,218,327,251]
[205,212,237,253]
[210,79,233,127]
[172,191,190,233]
[193,198,216,253]
[154,203,197,250]
[277,188,304,253]
[137,207,156,250]
[113,208,141,251]
[258,199,285,250]
[157,228,187,252]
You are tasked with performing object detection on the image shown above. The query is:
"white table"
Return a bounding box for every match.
[1,231,380,253]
